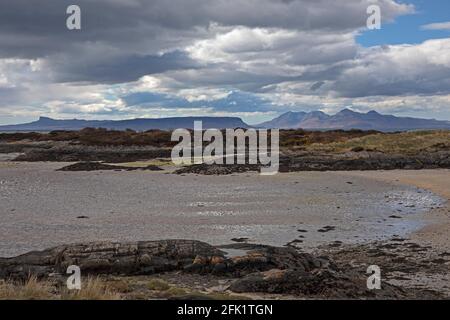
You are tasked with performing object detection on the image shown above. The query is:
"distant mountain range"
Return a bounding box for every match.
[0,116,249,131]
[1,109,449,132]
[258,109,450,131]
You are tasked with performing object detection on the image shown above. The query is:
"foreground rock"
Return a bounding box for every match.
[0,240,444,299]
[0,240,223,279]
[0,241,322,279]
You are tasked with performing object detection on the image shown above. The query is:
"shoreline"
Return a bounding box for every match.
[340,170,450,251]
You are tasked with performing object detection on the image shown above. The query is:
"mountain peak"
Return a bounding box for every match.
[36,116,59,124]
[257,109,450,131]
[38,116,54,121]
[0,116,250,131]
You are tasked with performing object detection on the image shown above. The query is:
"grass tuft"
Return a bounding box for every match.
[147,278,171,291]
[0,276,53,300]
[63,277,121,300]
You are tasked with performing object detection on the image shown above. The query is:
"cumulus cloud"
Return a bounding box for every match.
[330,39,450,97]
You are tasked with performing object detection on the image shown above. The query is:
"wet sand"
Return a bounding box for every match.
[0,162,444,257]
[340,170,450,251]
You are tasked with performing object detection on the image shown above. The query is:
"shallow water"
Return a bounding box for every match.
[0,162,443,257]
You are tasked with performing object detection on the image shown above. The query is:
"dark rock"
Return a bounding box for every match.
[351,147,365,152]
[212,263,228,274]
[220,244,330,275]
[318,226,336,233]
[58,162,163,172]
[229,268,410,299]
[175,164,261,175]
[231,238,249,243]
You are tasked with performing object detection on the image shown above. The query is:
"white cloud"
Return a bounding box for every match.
[331,38,450,97]
[421,21,450,31]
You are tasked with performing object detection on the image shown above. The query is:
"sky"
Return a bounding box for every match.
[0,0,449,125]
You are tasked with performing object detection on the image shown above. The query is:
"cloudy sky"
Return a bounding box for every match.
[0,0,449,125]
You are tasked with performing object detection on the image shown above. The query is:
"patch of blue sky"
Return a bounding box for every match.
[357,0,450,47]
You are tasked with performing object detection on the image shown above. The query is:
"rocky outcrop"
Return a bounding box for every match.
[0,241,327,280]
[175,152,450,175]
[279,152,450,172]
[13,145,172,163]
[0,240,224,279]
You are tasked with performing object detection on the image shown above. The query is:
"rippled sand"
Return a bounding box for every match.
[0,162,443,257]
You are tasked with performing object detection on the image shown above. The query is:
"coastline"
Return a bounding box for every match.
[1,164,449,299]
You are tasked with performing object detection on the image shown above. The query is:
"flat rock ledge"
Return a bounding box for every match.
[0,240,439,299]
[0,240,223,279]
[0,240,321,279]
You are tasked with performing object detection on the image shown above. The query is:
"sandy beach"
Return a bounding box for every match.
[0,162,445,257]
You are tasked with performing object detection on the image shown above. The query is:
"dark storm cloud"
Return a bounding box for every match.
[0,0,412,57]
[53,50,200,84]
